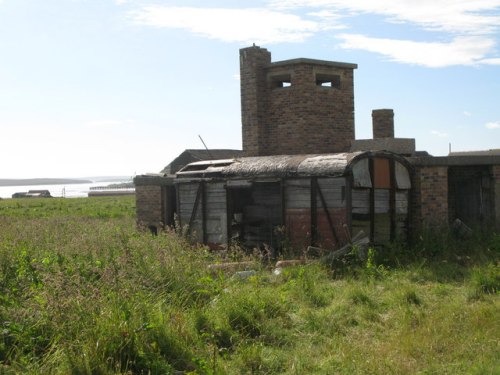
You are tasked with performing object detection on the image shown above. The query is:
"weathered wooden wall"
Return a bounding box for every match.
[285,177,348,251]
[174,156,413,251]
[178,181,227,246]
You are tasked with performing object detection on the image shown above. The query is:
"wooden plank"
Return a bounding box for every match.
[202,182,207,243]
[373,158,391,189]
[285,179,311,209]
[395,162,411,189]
[369,158,375,242]
[374,213,391,243]
[317,177,346,208]
[351,189,369,211]
[352,158,372,188]
[316,181,339,245]
[374,189,390,213]
[311,177,318,246]
[189,183,204,243]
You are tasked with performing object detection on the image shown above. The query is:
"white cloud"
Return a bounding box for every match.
[463,111,472,117]
[306,10,346,29]
[269,0,500,35]
[337,34,496,67]
[431,130,448,137]
[485,121,500,129]
[480,57,500,65]
[270,0,500,66]
[132,6,323,44]
[127,2,500,66]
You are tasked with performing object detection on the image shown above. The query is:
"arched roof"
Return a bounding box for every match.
[176,151,412,179]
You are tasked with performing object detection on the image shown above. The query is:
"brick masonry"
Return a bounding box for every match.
[240,46,356,156]
[372,109,394,138]
[135,185,163,229]
[411,166,448,231]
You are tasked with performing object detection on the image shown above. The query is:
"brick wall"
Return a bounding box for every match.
[240,46,356,156]
[240,46,271,156]
[135,185,163,229]
[410,166,448,232]
[372,109,394,138]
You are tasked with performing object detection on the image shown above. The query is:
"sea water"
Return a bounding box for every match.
[0,180,132,199]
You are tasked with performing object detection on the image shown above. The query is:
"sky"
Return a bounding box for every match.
[0,0,499,179]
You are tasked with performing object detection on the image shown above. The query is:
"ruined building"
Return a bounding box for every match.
[134,45,500,251]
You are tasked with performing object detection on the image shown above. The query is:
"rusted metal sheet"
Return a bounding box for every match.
[315,207,348,249]
[373,158,391,189]
[285,209,312,250]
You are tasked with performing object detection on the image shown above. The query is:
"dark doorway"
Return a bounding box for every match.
[448,166,493,226]
[227,181,282,251]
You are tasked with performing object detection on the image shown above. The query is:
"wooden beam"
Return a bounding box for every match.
[201,181,207,243]
[316,180,339,246]
[369,158,375,242]
[311,177,318,246]
[188,182,203,235]
[225,185,233,247]
[389,160,396,241]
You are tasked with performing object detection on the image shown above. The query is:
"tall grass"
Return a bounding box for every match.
[0,197,498,374]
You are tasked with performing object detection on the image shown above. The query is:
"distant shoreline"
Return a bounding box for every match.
[0,178,92,187]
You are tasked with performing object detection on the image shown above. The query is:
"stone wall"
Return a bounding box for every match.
[240,46,357,156]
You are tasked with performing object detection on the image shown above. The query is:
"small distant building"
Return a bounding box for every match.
[134,45,500,253]
[12,190,52,198]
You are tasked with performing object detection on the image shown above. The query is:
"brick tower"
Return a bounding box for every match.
[240,45,357,156]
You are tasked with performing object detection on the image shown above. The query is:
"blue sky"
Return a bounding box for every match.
[0,0,499,178]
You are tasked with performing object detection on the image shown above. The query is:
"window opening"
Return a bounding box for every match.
[269,73,292,89]
[316,73,341,89]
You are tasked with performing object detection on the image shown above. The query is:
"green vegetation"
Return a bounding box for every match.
[0,197,498,374]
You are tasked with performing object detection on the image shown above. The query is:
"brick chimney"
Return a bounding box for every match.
[372,109,394,139]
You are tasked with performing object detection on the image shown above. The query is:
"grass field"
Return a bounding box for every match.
[0,196,498,374]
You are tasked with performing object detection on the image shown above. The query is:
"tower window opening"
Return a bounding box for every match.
[269,73,292,89]
[316,73,341,89]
